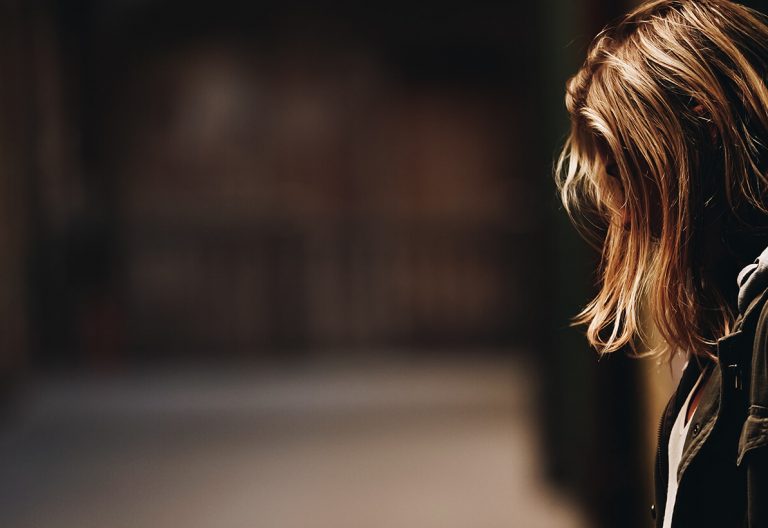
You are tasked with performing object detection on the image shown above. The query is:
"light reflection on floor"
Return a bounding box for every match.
[0,357,588,528]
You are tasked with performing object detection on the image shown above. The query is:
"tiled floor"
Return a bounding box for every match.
[0,358,588,528]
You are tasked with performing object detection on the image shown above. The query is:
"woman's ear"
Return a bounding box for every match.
[692,103,718,145]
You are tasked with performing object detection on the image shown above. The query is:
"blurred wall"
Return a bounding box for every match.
[0,1,34,389]
[19,2,547,364]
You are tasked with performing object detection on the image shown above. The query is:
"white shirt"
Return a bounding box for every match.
[662,367,708,528]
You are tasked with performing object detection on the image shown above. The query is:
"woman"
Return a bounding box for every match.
[554,0,768,526]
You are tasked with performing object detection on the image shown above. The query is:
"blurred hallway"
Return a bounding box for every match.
[0,1,658,526]
[0,356,587,528]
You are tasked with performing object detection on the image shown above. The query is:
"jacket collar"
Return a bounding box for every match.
[737,244,768,314]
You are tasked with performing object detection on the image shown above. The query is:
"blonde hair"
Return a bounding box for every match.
[555,0,768,362]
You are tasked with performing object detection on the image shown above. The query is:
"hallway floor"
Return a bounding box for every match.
[0,357,588,528]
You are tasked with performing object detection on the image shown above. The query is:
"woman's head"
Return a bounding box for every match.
[555,0,768,362]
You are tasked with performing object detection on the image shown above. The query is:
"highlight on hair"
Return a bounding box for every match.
[555,0,768,362]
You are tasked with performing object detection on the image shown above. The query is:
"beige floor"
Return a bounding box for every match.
[0,357,588,528]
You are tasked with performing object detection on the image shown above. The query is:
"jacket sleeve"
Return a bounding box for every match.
[738,295,768,527]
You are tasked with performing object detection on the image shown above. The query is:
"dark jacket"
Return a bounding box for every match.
[652,246,768,527]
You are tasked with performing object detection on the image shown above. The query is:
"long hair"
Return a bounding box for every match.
[555,0,768,363]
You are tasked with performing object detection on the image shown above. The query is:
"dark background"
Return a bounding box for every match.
[4,1,760,527]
